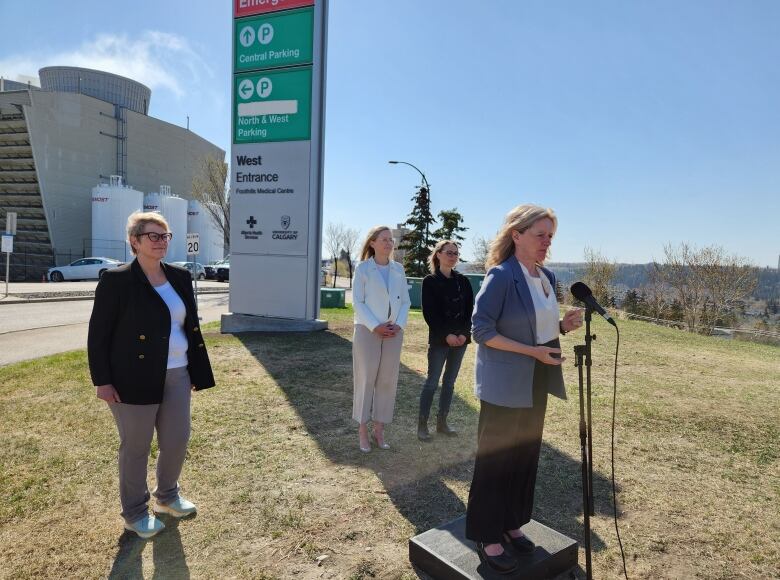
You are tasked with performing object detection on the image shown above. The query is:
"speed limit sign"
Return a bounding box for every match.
[186,233,200,255]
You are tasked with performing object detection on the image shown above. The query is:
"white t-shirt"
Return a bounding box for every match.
[518,261,559,344]
[153,281,189,369]
[376,262,391,290]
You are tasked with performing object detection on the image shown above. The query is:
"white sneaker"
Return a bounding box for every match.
[153,496,197,518]
[124,514,165,539]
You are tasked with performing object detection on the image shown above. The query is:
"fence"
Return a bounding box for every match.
[621,311,780,344]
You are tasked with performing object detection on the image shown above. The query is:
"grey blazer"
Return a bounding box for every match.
[472,257,566,408]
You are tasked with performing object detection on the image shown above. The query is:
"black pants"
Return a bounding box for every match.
[465,362,549,543]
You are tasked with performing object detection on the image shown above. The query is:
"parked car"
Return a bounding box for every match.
[171,261,206,280]
[216,263,230,282]
[48,257,123,282]
[205,257,229,280]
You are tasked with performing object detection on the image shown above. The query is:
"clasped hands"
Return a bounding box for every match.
[445,334,467,347]
[373,321,402,338]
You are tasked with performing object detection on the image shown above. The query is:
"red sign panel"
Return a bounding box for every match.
[234,0,314,18]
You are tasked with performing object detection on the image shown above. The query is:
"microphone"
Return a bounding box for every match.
[570,282,617,326]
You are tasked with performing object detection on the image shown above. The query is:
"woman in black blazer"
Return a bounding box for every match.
[88,211,215,539]
[418,240,474,441]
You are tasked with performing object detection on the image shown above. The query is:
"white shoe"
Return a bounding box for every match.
[124,514,165,539]
[153,496,197,518]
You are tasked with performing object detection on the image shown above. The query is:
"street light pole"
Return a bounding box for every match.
[388,160,429,190]
[388,160,432,267]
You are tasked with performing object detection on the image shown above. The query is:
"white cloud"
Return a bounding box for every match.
[0,31,212,99]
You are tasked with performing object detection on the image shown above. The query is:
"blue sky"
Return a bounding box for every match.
[1,0,778,266]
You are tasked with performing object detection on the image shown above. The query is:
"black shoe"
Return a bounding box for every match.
[417,416,432,441]
[476,542,518,574]
[503,531,536,554]
[436,414,458,436]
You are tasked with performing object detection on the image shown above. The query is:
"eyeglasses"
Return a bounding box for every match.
[441,250,460,257]
[138,232,173,242]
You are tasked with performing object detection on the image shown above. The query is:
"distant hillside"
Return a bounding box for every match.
[547,262,779,301]
[549,262,650,293]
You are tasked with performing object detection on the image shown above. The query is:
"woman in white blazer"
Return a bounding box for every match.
[352,225,411,452]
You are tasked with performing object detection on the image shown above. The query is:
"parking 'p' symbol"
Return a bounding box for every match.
[258,23,274,45]
[257,78,272,98]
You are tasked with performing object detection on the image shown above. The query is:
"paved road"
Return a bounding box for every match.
[0,279,227,299]
[0,293,230,366]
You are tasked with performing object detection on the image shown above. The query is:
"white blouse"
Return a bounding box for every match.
[153,281,189,369]
[518,261,560,344]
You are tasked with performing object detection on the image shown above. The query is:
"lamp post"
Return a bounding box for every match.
[389,161,432,275]
[388,160,430,190]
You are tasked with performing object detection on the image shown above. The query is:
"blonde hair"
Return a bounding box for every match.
[485,204,557,269]
[428,239,459,274]
[359,225,393,261]
[126,211,170,255]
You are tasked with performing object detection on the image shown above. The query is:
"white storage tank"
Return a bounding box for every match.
[143,185,187,263]
[187,200,225,266]
[91,175,143,261]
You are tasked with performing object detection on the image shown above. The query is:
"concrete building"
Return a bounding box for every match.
[391,222,410,262]
[0,67,225,280]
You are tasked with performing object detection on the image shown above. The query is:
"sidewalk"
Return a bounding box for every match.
[0,280,229,304]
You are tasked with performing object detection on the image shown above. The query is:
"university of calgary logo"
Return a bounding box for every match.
[281,215,291,230]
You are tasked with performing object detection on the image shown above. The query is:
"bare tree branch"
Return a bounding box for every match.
[583,247,617,306]
[191,153,230,252]
[659,243,757,333]
[471,235,491,273]
[324,222,346,288]
[342,227,360,288]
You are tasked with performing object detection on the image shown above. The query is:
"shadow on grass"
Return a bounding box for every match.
[108,516,190,579]
[236,329,617,549]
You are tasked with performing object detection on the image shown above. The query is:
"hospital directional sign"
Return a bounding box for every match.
[233,67,312,143]
[235,7,313,72]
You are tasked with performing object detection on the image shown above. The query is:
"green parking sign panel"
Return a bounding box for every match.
[233,67,312,143]
[234,7,314,72]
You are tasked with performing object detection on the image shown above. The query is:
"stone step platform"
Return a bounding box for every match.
[409,516,578,579]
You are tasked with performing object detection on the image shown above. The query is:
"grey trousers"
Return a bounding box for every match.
[352,324,404,424]
[109,366,192,523]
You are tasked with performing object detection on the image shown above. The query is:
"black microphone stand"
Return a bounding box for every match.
[574,307,595,580]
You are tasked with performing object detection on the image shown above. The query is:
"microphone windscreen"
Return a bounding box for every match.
[570,282,592,302]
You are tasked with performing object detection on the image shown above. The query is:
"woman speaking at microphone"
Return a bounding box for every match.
[465,204,583,574]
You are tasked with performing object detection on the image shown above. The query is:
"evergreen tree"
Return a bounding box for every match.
[399,185,436,277]
[432,208,467,242]
[637,290,648,316]
[622,289,640,313]
[669,299,684,322]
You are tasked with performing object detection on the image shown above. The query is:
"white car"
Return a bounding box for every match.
[171,261,207,280]
[48,257,123,282]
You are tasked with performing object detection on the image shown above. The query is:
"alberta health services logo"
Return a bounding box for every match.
[273,215,298,240]
[241,215,263,240]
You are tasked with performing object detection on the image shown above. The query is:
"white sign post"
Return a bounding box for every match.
[2,212,17,298]
[186,232,200,309]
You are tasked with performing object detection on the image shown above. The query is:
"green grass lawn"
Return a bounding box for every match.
[0,307,778,579]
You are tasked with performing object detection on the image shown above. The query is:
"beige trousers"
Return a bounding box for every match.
[352,324,404,424]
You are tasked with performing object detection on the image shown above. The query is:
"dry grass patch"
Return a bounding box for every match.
[0,307,778,579]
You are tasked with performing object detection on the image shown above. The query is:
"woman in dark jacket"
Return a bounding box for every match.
[417,240,474,441]
[88,211,215,539]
